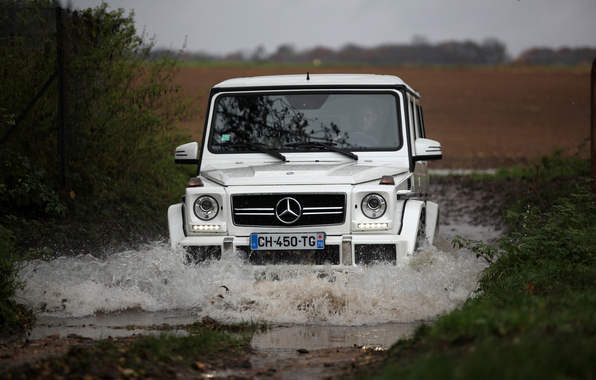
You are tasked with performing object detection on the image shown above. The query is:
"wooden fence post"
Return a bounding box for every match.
[592,57,596,193]
[56,7,67,190]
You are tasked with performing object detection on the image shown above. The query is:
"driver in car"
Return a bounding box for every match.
[349,104,380,146]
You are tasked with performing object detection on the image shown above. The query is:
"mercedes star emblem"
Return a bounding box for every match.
[275,197,302,224]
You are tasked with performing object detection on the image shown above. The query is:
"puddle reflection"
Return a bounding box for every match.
[252,322,419,353]
[30,310,419,353]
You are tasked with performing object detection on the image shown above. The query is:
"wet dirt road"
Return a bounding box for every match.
[5,175,504,378]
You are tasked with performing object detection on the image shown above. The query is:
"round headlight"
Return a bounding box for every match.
[194,195,219,220]
[361,193,386,219]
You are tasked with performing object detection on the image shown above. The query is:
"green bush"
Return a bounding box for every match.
[1,2,198,334]
[0,225,34,332]
[473,186,596,297]
[1,3,197,255]
[0,152,67,215]
[372,154,596,380]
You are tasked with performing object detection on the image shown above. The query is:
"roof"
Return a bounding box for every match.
[213,73,417,93]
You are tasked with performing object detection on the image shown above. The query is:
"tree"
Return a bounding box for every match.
[0,2,196,252]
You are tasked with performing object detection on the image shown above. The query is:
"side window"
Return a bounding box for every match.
[409,97,421,139]
[408,97,416,139]
[415,101,426,138]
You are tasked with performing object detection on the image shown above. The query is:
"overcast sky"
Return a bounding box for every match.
[69,0,596,58]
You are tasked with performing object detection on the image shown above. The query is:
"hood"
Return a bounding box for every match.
[200,162,408,186]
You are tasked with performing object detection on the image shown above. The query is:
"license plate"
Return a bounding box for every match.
[250,233,325,250]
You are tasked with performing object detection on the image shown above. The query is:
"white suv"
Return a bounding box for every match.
[169,73,442,267]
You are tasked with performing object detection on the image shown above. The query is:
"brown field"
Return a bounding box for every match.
[172,65,591,169]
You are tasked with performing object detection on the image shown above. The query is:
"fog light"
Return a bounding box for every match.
[192,225,221,231]
[358,223,388,229]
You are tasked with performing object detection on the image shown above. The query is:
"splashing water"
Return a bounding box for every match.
[16,243,486,325]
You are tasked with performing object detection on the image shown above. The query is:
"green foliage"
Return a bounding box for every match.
[473,149,590,182]
[457,152,596,297]
[506,189,596,261]
[9,321,256,378]
[476,186,596,296]
[378,289,596,380]
[0,108,15,127]
[416,289,596,347]
[378,331,596,380]
[187,318,270,335]
[0,225,34,332]
[451,236,499,265]
[60,5,195,200]
[1,151,67,215]
[372,153,596,380]
[0,2,198,337]
[0,3,198,255]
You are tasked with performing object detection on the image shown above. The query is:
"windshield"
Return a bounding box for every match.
[208,92,401,153]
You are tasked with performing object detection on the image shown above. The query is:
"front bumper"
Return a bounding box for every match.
[174,234,411,267]
[168,200,435,267]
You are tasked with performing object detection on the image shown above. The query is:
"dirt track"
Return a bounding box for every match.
[173,65,591,169]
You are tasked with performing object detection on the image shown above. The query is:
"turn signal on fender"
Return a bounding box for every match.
[188,177,204,187]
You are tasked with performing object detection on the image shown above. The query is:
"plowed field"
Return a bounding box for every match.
[173,65,591,169]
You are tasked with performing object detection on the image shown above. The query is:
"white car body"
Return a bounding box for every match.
[168,73,442,267]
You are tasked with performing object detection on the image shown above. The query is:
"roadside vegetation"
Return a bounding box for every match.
[357,152,595,379]
[0,2,196,333]
[5,320,268,378]
[0,225,34,334]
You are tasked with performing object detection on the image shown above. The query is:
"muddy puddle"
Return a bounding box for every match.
[20,230,497,350]
[29,309,419,353]
[17,178,503,353]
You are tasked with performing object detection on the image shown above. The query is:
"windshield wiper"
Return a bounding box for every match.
[285,142,358,161]
[218,141,286,162]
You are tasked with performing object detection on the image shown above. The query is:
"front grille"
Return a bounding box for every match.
[231,193,346,227]
[236,245,340,265]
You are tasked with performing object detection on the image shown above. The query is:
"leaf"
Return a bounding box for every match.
[524,281,534,294]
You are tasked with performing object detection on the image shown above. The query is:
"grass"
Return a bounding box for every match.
[379,331,596,380]
[7,320,268,378]
[356,152,596,380]
[373,289,596,380]
[0,225,35,334]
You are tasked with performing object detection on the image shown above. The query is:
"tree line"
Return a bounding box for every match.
[515,47,596,66]
[177,38,595,66]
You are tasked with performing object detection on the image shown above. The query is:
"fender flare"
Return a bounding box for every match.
[425,201,439,246]
[400,200,425,256]
[168,203,185,249]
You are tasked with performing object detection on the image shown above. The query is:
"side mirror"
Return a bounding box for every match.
[414,138,442,161]
[174,142,199,164]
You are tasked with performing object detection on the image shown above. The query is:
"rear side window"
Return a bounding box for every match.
[416,102,426,138]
